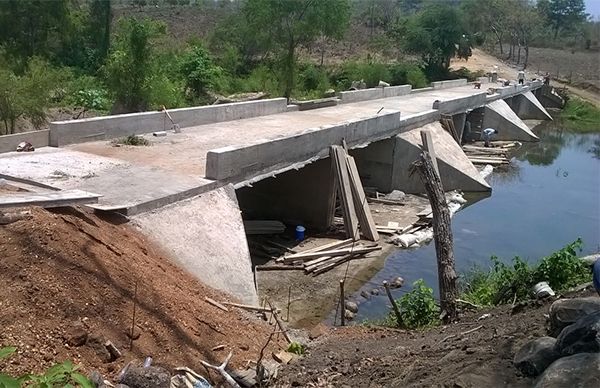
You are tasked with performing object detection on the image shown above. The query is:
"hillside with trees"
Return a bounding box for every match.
[0,0,597,135]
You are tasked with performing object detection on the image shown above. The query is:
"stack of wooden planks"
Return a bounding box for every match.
[276,238,381,276]
[441,115,461,144]
[330,145,379,242]
[463,144,510,165]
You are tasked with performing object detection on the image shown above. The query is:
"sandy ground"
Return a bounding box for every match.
[451,48,600,107]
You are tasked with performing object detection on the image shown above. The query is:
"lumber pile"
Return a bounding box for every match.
[330,145,379,242]
[440,115,461,144]
[268,238,381,276]
[462,144,510,165]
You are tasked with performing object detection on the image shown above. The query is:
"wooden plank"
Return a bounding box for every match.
[367,197,405,206]
[221,302,272,312]
[285,245,381,261]
[294,238,353,255]
[0,189,100,209]
[345,155,379,241]
[255,265,304,271]
[303,243,365,269]
[205,297,229,312]
[420,131,439,178]
[330,146,359,239]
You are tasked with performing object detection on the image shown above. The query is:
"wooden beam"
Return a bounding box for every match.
[346,155,379,241]
[420,131,439,178]
[284,245,381,261]
[330,146,359,239]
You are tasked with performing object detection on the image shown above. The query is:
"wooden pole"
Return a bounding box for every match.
[410,151,459,322]
[383,281,403,327]
[339,279,346,326]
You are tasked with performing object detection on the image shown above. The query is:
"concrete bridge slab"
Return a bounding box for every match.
[483,100,539,142]
[511,90,553,121]
[132,185,257,305]
[392,123,491,193]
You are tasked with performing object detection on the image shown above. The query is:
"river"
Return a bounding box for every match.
[353,119,600,321]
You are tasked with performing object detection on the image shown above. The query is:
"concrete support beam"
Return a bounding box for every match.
[49,98,288,146]
[236,158,335,232]
[391,123,490,194]
[133,185,258,305]
[511,91,553,121]
[206,111,401,182]
[338,85,411,103]
[431,79,468,89]
[433,93,487,115]
[0,129,49,154]
[483,100,539,142]
[452,113,467,143]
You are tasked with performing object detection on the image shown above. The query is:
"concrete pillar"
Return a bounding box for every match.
[390,122,490,194]
[483,100,539,142]
[349,138,395,193]
[236,158,335,232]
[511,91,553,120]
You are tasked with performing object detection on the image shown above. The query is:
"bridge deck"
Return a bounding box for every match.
[0,83,524,213]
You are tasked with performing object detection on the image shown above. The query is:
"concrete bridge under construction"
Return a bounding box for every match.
[0,77,556,304]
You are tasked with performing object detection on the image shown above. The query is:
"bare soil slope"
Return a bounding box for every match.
[0,207,281,379]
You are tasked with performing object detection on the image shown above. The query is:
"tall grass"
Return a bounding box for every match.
[561,97,600,133]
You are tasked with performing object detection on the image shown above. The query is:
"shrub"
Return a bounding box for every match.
[389,62,428,88]
[178,45,223,98]
[298,63,330,93]
[562,97,600,133]
[341,60,391,88]
[396,279,439,329]
[113,134,150,146]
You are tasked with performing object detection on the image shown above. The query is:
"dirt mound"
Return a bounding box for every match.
[275,290,596,387]
[0,207,281,380]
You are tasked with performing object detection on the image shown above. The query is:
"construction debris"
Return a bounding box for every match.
[463,144,511,165]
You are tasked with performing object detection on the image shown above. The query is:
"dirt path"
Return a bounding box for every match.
[451,48,600,107]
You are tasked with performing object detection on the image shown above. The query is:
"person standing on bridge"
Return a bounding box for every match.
[481,128,498,148]
[518,69,525,85]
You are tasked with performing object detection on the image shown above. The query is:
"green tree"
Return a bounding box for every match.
[88,0,113,68]
[398,2,466,77]
[242,0,351,100]
[179,45,223,98]
[538,0,588,40]
[103,18,166,113]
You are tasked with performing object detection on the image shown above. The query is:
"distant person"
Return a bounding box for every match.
[518,70,525,85]
[481,128,498,147]
[543,72,551,85]
[593,259,600,297]
[491,65,499,83]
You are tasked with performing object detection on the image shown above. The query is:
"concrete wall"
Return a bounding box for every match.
[132,184,258,305]
[432,93,487,115]
[338,85,411,103]
[431,79,468,89]
[350,139,395,193]
[452,113,467,143]
[411,87,434,94]
[206,111,401,181]
[236,158,335,232]
[483,100,539,142]
[511,91,553,120]
[400,110,441,131]
[49,98,288,146]
[0,130,50,154]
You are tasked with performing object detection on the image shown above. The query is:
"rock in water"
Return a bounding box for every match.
[513,337,560,377]
[345,301,359,313]
[390,277,405,289]
[555,310,600,356]
[534,353,600,388]
[548,297,600,336]
[121,365,171,388]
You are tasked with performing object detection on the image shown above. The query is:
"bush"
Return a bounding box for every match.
[298,62,330,93]
[178,45,223,99]
[561,97,600,133]
[389,62,428,88]
[65,75,110,112]
[461,239,587,306]
[395,279,439,329]
[341,60,391,88]
[451,67,485,82]
[0,347,92,388]
[113,134,150,146]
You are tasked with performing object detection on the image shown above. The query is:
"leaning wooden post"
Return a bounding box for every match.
[410,149,459,323]
[383,281,403,327]
[339,279,346,326]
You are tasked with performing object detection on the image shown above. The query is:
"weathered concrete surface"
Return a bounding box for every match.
[339,85,411,103]
[511,91,553,121]
[432,79,468,89]
[205,112,401,181]
[0,129,49,153]
[350,138,395,192]
[236,158,335,231]
[49,98,288,146]
[392,122,491,193]
[133,185,257,304]
[536,85,565,109]
[433,92,487,115]
[452,113,467,143]
[483,100,539,142]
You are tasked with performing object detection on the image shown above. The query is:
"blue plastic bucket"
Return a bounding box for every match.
[295,225,306,241]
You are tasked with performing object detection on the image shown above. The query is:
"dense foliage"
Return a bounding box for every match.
[0,0,595,132]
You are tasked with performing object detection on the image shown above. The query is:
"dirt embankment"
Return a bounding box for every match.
[275,289,597,387]
[0,207,283,380]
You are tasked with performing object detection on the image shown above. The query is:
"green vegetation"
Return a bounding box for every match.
[460,239,588,306]
[286,342,306,355]
[0,0,595,133]
[561,98,600,132]
[395,279,440,329]
[0,346,92,388]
